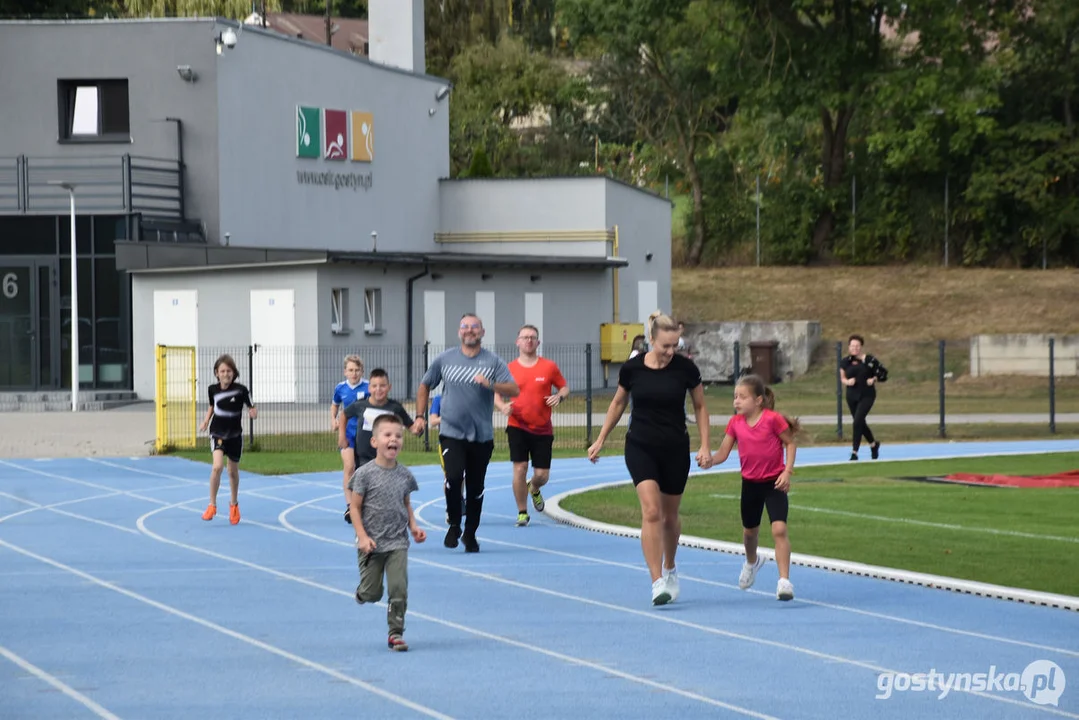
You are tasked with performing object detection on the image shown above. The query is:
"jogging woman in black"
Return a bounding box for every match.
[588,311,712,607]
[839,335,887,461]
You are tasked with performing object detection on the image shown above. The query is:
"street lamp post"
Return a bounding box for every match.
[49,180,79,412]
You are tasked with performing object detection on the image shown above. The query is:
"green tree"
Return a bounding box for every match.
[447,35,595,177]
[738,0,907,259]
[562,0,746,265]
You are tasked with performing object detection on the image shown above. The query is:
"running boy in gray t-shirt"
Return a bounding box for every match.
[350,414,426,651]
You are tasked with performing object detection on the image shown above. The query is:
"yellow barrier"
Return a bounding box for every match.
[154,344,198,453]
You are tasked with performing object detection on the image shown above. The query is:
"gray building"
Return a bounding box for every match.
[0,5,671,404]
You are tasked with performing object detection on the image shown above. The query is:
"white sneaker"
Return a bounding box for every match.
[651,577,672,606]
[663,568,680,603]
[776,578,795,601]
[738,556,766,590]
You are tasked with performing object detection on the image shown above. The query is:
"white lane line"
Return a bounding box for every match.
[285,501,1079,719]
[411,498,1079,660]
[0,535,455,720]
[133,496,780,719]
[0,490,139,535]
[0,643,122,720]
[88,456,1079,660]
[706,493,1079,544]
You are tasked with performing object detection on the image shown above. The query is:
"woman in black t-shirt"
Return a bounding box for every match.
[839,334,887,462]
[588,311,712,607]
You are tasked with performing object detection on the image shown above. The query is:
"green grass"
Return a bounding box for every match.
[559,453,1079,597]
[166,422,1079,474]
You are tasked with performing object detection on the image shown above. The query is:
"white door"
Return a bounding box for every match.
[475,291,496,345]
[637,280,658,324]
[250,289,296,403]
[524,292,543,356]
[423,290,445,355]
[153,290,198,401]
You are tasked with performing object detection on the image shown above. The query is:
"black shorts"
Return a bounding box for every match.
[740,477,789,528]
[506,426,554,469]
[623,432,690,496]
[211,435,243,463]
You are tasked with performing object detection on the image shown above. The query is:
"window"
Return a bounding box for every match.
[330,287,349,334]
[364,288,382,334]
[57,79,130,142]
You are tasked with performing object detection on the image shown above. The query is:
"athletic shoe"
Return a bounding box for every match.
[529,483,545,513]
[651,577,672,606]
[776,578,795,601]
[738,556,766,590]
[462,531,480,553]
[871,442,881,460]
[344,507,353,524]
[849,452,859,462]
[660,569,677,604]
[229,503,240,525]
[387,634,409,652]
[201,504,216,521]
[444,525,462,549]
[663,568,680,603]
[516,512,530,527]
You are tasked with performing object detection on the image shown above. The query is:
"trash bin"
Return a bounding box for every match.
[748,340,780,383]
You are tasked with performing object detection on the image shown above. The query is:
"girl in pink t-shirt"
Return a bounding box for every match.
[711,374,801,601]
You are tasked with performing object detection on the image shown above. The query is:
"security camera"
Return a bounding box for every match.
[224,232,231,246]
[435,85,451,102]
[176,65,197,82]
[645,252,654,261]
[222,28,238,49]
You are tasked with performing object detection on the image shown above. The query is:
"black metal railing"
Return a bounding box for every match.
[165,336,1075,454]
[0,155,183,217]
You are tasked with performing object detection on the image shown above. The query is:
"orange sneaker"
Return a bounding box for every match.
[229,503,240,525]
[202,504,217,521]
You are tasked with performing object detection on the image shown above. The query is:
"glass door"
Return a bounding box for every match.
[0,263,37,388]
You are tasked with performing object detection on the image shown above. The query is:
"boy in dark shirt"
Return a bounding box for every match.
[198,354,258,525]
[338,368,423,468]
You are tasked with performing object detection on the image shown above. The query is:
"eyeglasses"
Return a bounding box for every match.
[518,336,539,341]
[460,323,482,330]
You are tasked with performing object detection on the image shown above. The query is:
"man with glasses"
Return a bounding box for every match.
[495,325,569,527]
[414,313,518,553]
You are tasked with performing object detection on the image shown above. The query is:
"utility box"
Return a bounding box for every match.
[600,323,645,362]
[749,340,780,383]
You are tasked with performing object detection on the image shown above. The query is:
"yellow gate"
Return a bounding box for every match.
[154,345,198,453]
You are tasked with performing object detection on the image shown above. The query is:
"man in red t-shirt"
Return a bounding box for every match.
[494,324,569,527]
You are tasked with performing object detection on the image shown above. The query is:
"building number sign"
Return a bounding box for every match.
[2,272,17,300]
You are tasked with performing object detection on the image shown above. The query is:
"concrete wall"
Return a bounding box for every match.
[215,26,449,251]
[0,19,220,230]
[130,266,319,399]
[605,180,672,323]
[970,334,1079,377]
[686,321,823,384]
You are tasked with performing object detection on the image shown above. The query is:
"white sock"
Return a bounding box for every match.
[663,566,675,577]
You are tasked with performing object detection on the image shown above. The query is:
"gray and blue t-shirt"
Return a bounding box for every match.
[349,461,420,552]
[421,347,514,443]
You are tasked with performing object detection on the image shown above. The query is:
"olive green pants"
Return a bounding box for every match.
[356,548,409,636]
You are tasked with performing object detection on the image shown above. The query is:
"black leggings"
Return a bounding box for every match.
[847,393,876,452]
[439,435,495,534]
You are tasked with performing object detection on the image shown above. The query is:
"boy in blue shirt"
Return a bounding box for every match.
[331,355,369,523]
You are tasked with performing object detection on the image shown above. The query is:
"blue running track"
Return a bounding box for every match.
[1,439,1077,719]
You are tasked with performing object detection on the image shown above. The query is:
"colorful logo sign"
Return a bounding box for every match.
[296,105,373,163]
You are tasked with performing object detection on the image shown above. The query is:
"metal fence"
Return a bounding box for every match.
[157,336,1076,454]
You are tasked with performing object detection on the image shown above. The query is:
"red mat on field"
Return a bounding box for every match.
[942,470,1079,488]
